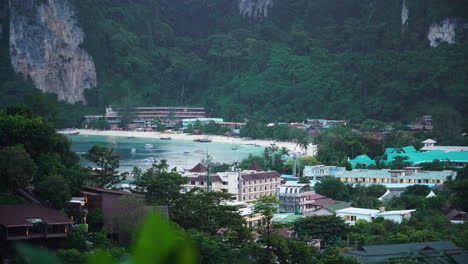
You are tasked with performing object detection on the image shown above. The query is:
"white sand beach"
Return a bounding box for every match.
[61,129,317,156]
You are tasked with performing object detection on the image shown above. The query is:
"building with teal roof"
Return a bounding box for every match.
[383,146,468,168]
[349,155,376,168]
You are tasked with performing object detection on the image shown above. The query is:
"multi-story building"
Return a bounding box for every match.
[304,166,456,186]
[277,183,316,214]
[85,106,206,128]
[240,170,282,203]
[181,163,282,203]
[303,165,345,181]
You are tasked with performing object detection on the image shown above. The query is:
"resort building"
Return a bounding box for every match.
[304,166,456,185]
[182,118,223,129]
[181,163,282,203]
[336,207,415,225]
[85,106,206,128]
[420,139,468,153]
[302,165,345,181]
[0,204,73,241]
[240,170,282,203]
[382,145,468,168]
[277,183,316,214]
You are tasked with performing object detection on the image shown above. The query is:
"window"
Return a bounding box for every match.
[254,180,257,184]
[200,181,204,185]
[345,216,350,221]
[190,181,195,185]
[351,216,356,221]
[254,187,256,191]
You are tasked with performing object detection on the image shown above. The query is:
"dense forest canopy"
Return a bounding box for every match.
[1,0,468,126]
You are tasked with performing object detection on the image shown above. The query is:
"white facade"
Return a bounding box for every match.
[336,207,415,225]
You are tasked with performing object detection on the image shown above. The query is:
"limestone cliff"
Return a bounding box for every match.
[8,0,96,103]
[239,0,273,19]
[427,18,459,47]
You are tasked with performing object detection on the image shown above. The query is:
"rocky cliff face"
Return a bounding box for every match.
[239,0,273,19]
[9,0,96,103]
[427,18,458,47]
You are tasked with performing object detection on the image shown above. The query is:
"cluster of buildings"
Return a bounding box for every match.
[348,139,468,169]
[84,106,246,132]
[303,165,455,186]
[85,106,207,129]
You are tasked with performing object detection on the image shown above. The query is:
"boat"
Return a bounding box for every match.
[130,148,136,154]
[127,136,135,139]
[232,147,238,150]
[69,132,80,135]
[143,157,156,163]
[160,136,172,140]
[111,141,118,145]
[194,138,212,143]
[145,144,154,149]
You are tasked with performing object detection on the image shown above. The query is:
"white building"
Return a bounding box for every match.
[336,207,415,225]
[181,163,281,203]
[302,165,345,181]
[277,183,315,214]
[420,139,468,152]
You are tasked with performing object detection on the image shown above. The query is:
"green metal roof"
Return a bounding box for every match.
[323,202,351,213]
[349,155,376,168]
[384,148,468,165]
[272,213,305,223]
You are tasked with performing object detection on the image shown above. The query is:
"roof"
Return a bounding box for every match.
[336,207,379,215]
[247,162,264,172]
[241,171,281,181]
[342,241,467,264]
[189,163,207,173]
[272,213,305,223]
[308,193,325,200]
[311,198,336,206]
[420,146,468,152]
[323,202,351,213]
[422,139,437,144]
[82,186,144,197]
[349,155,376,168]
[376,209,415,216]
[0,204,73,227]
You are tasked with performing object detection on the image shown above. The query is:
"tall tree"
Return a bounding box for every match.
[0,145,35,194]
[83,145,122,187]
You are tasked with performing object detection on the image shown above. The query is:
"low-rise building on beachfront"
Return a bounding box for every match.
[303,166,455,186]
[336,207,415,225]
[277,183,316,214]
[182,118,224,129]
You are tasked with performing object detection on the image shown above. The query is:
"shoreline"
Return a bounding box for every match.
[60,129,316,156]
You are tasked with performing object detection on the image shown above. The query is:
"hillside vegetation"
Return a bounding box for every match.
[1,0,468,126]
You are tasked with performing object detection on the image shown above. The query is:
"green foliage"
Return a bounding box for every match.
[239,146,290,173]
[293,215,349,245]
[66,225,90,252]
[83,145,122,187]
[134,160,186,206]
[87,209,104,232]
[314,176,350,201]
[172,189,249,241]
[240,121,307,141]
[0,145,35,194]
[36,174,71,209]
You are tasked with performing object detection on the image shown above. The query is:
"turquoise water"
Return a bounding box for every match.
[67,135,264,172]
